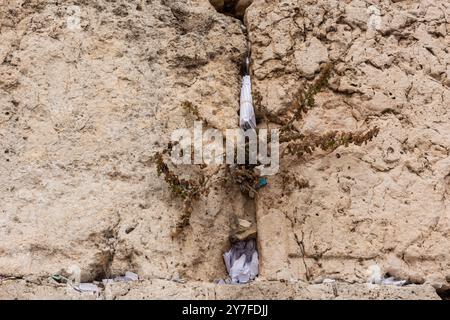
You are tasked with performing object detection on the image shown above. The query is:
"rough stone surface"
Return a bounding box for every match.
[0,0,247,284]
[0,0,449,299]
[0,278,440,300]
[247,0,450,288]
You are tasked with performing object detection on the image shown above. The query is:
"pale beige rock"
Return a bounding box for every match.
[231,226,257,241]
[247,0,450,289]
[294,37,329,78]
[0,278,440,300]
[231,218,257,241]
[0,0,246,283]
[238,218,252,228]
[0,0,449,300]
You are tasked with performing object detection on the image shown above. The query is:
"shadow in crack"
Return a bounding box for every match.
[208,0,253,20]
[436,287,450,300]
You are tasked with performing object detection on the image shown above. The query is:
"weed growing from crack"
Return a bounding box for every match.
[182,100,208,126]
[281,128,380,157]
[227,164,260,198]
[155,63,379,235]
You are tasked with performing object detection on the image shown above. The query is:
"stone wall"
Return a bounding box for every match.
[0,0,449,299]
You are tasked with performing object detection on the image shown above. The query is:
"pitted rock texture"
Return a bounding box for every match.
[0,0,449,300]
[0,278,440,300]
[247,0,450,288]
[0,0,247,284]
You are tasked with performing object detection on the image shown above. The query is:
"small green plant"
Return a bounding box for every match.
[154,149,209,236]
[228,164,260,198]
[281,128,380,157]
[258,62,378,158]
[155,62,379,235]
[155,152,204,204]
[182,100,208,126]
[281,62,333,132]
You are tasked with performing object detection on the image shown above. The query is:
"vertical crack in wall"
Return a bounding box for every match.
[209,0,259,284]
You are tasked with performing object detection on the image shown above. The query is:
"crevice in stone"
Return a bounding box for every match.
[286,212,311,281]
[208,0,252,77]
[208,1,253,21]
[87,214,122,283]
[208,0,259,284]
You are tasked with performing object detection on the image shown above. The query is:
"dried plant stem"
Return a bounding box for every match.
[282,128,380,156]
